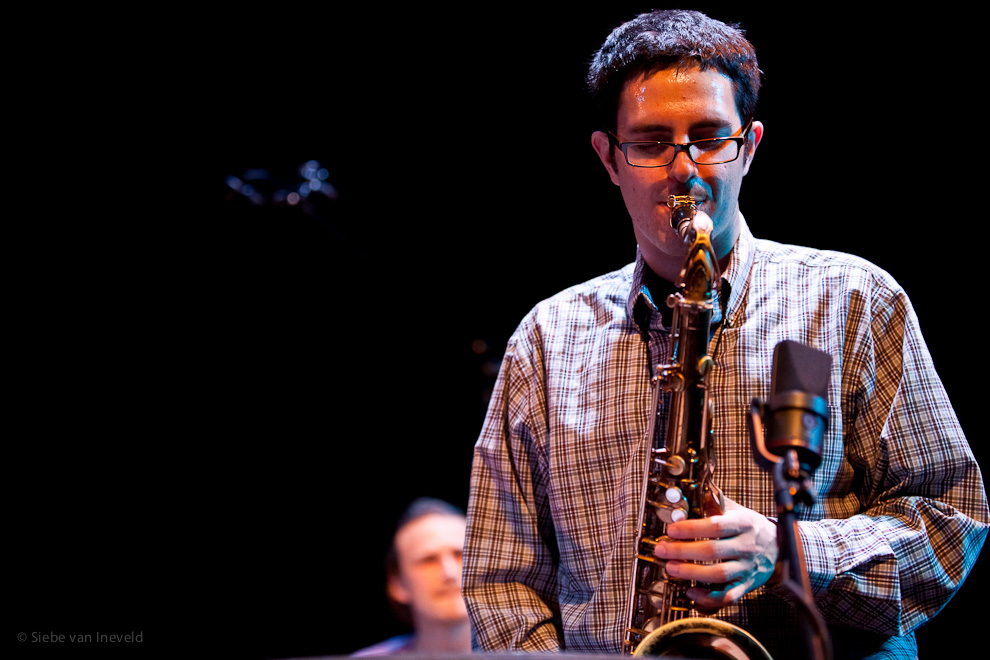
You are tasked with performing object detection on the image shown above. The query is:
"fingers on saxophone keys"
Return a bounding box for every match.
[687,581,748,609]
[686,587,727,611]
[653,539,722,562]
[663,558,737,584]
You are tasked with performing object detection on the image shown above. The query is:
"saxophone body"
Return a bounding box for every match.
[623,196,771,659]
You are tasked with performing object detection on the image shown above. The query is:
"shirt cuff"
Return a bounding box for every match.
[794,519,839,594]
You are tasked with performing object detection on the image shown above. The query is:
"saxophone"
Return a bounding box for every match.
[622,196,772,659]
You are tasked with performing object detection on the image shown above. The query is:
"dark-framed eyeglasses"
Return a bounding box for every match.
[607,118,754,168]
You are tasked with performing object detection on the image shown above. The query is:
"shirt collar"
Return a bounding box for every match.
[628,251,661,334]
[627,214,756,335]
[721,213,756,327]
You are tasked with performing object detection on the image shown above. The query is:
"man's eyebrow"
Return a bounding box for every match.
[626,119,735,138]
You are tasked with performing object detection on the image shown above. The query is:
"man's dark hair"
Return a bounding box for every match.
[587,9,761,131]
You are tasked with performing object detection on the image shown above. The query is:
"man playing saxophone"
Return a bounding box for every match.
[462,9,988,660]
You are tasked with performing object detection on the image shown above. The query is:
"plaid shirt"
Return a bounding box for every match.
[463,218,989,659]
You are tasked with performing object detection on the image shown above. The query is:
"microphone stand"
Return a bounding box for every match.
[749,400,832,660]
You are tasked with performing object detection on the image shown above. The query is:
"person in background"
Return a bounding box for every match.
[353,498,471,656]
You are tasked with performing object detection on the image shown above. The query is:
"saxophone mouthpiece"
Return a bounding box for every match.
[667,195,696,210]
[667,195,709,241]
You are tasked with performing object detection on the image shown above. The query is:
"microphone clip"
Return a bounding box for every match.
[749,398,818,513]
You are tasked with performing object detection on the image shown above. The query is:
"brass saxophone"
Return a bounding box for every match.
[622,196,772,659]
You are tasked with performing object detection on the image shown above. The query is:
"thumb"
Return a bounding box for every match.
[722,495,741,510]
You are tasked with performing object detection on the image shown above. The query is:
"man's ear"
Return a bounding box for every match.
[387,574,411,605]
[741,120,764,176]
[591,130,621,186]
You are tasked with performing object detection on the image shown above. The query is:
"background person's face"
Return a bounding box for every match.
[388,514,469,624]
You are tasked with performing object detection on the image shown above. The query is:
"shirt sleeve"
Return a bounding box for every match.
[462,324,564,651]
[796,279,989,636]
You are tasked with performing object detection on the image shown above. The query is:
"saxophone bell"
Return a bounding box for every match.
[634,619,772,659]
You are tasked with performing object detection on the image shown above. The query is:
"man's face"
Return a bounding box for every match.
[388,514,468,625]
[592,65,762,279]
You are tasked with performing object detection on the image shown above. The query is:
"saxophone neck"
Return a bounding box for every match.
[677,232,720,300]
[667,196,720,299]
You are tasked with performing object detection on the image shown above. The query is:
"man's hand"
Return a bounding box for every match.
[653,496,778,610]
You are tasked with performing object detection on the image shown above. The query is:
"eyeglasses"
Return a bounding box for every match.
[608,118,753,168]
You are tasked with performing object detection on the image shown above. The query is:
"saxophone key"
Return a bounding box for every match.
[645,579,677,609]
[648,487,689,524]
[657,369,685,392]
[664,454,687,476]
[647,449,686,478]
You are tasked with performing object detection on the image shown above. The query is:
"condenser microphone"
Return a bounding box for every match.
[766,340,832,470]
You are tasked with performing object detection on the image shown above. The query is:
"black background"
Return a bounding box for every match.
[10,3,988,658]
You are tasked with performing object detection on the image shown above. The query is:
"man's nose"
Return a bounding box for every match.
[440,553,461,578]
[668,147,698,183]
